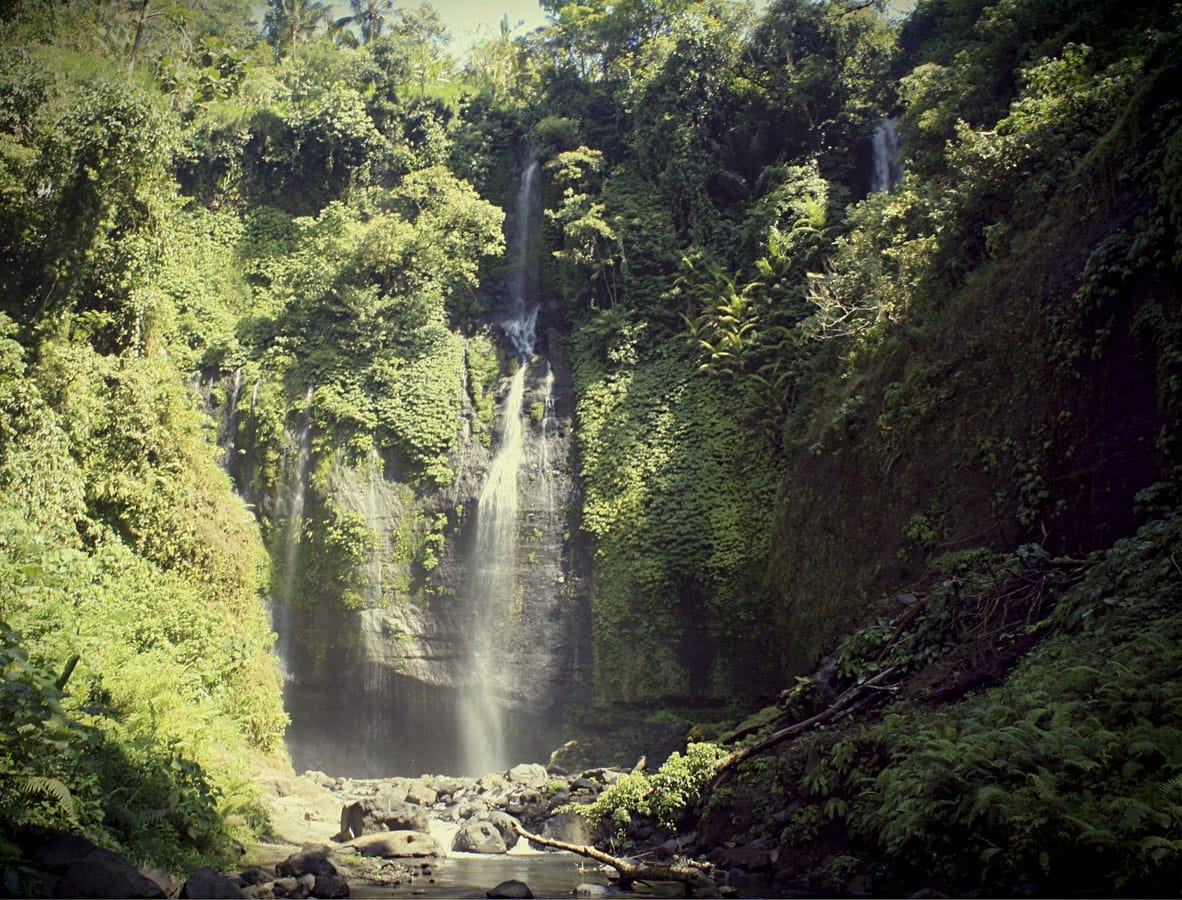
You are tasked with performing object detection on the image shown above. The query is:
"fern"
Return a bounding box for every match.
[19,776,76,823]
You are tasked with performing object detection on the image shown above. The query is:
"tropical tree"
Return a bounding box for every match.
[392,3,452,95]
[263,0,332,57]
[350,0,399,44]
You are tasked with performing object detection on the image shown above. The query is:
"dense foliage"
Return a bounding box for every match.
[1,0,1180,891]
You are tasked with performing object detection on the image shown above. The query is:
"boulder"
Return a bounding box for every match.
[574,885,613,897]
[346,830,441,858]
[483,811,522,850]
[139,866,182,897]
[477,773,508,794]
[313,872,351,898]
[340,794,429,837]
[275,847,336,878]
[17,827,166,899]
[180,866,245,898]
[452,821,507,854]
[237,866,274,886]
[487,879,534,898]
[405,782,438,806]
[536,811,592,848]
[507,763,548,788]
[454,798,491,821]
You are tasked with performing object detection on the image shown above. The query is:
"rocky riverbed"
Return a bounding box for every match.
[12,754,729,899]
[245,755,723,899]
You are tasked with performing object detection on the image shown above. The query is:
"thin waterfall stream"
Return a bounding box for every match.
[456,158,544,776]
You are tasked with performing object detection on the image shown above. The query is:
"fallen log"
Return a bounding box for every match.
[512,823,719,896]
[711,665,899,787]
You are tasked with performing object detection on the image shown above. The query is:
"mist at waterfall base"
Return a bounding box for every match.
[271,157,580,779]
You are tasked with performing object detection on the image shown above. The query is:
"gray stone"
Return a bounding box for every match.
[276,848,336,878]
[477,773,507,794]
[238,866,274,886]
[405,782,438,806]
[346,830,441,858]
[573,885,613,897]
[340,794,428,837]
[507,763,548,788]
[483,811,522,850]
[180,866,245,898]
[313,872,350,898]
[537,811,591,848]
[452,821,508,854]
[486,879,534,898]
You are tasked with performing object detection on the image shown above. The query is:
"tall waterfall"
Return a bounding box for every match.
[457,158,543,776]
[274,385,314,678]
[501,159,540,360]
[871,117,903,192]
[458,365,528,775]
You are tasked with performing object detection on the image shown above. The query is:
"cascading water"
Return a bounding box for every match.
[458,364,528,775]
[871,117,903,192]
[539,363,556,512]
[456,158,543,776]
[501,159,540,357]
[273,385,314,677]
[267,153,583,779]
[223,368,243,466]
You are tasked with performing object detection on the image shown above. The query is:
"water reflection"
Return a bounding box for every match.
[349,851,683,899]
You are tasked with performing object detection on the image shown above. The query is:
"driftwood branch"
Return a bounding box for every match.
[711,666,899,786]
[512,823,719,895]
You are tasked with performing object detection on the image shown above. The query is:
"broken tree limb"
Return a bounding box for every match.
[512,823,719,895]
[711,666,900,787]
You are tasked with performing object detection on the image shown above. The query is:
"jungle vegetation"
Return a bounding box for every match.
[0,0,1179,893]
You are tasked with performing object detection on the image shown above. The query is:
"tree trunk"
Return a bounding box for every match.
[512,823,720,896]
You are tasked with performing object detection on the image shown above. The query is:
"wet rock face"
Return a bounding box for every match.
[267,348,590,779]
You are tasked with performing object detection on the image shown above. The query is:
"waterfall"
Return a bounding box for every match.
[502,159,540,362]
[540,362,556,512]
[456,157,543,776]
[871,117,903,193]
[282,385,315,600]
[223,367,243,467]
[272,385,314,681]
[458,364,528,776]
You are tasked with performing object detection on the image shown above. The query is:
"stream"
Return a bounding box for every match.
[349,850,661,898]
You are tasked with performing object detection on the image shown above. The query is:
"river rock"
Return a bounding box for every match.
[574,885,613,897]
[483,811,522,850]
[507,763,549,788]
[487,879,534,898]
[340,794,428,837]
[453,821,508,854]
[405,782,438,806]
[313,872,351,898]
[180,866,245,898]
[347,830,441,858]
[17,826,166,899]
[454,797,491,821]
[275,847,337,878]
[537,810,592,847]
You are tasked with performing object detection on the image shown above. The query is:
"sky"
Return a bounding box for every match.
[427,0,551,53]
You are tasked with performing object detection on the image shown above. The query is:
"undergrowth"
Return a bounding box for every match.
[719,506,1182,896]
